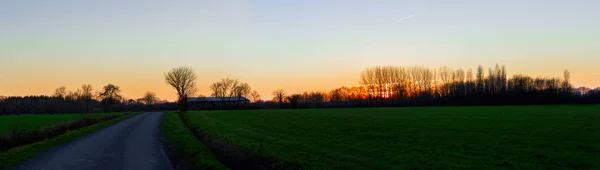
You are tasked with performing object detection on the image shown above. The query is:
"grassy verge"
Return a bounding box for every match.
[0,113,137,169]
[0,113,131,151]
[0,112,123,135]
[180,112,302,170]
[162,112,227,170]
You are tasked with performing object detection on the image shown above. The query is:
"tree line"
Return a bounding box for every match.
[164,65,600,111]
[263,65,600,109]
[3,65,600,114]
[0,84,174,115]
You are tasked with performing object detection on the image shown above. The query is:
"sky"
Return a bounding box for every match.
[1,0,599,101]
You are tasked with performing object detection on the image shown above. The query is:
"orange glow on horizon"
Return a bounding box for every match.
[0,65,598,102]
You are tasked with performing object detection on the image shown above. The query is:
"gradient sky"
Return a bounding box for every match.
[1,0,599,101]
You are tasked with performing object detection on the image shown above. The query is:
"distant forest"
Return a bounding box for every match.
[1,64,600,114]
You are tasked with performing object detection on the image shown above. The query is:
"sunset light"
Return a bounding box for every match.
[1,1,600,169]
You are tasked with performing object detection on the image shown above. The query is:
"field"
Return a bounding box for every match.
[185,105,600,169]
[0,113,122,135]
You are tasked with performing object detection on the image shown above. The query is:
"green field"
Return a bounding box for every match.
[186,105,600,169]
[0,113,123,135]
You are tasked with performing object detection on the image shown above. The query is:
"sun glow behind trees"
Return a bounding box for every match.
[349,64,569,100]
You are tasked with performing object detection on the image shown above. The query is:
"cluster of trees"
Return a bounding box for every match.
[3,65,599,114]
[0,84,171,115]
[264,65,600,109]
[209,78,261,105]
[353,65,574,106]
[164,67,264,111]
[161,65,600,111]
[284,91,329,108]
[210,78,252,100]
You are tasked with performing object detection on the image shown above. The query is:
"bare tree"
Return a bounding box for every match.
[500,65,507,93]
[233,82,251,99]
[210,78,236,99]
[80,84,94,113]
[142,91,158,105]
[210,78,252,107]
[465,68,475,95]
[439,67,451,96]
[54,86,68,99]
[209,83,224,98]
[360,68,377,104]
[562,70,572,94]
[99,84,122,112]
[476,65,484,94]
[272,89,285,107]
[67,90,79,101]
[250,90,261,102]
[227,79,240,99]
[165,67,198,112]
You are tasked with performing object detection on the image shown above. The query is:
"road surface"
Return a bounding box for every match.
[14,112,173,170]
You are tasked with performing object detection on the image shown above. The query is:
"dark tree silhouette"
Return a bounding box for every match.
[142,91,158,105]
[250,90,261,103]
[1,64,598,113]
[476,65,484,94]
[99,84,122,112]
[165,67,198,112]
[272,89,286,107]
[287,94,301,109]
[209,78,252,107]
[80,84,94,113]
[54,86,68,100]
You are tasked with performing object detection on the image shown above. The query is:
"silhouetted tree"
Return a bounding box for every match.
[272,89,285,107]
[165,67,198,112]
[334,64,583,107]
[476,65,484,94]
[80,84,94,113]
[99,84,122,112]
[287,94,302,108]
[54,86,67,100]
[209,78,252,107]
[233,82,251,102]
[250,90,261,103]
[562,70,572,94]
[210,78,236,99]
[142,91,158,105]
[1,64,596,113]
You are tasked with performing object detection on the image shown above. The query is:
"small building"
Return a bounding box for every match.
[188,97,250,109]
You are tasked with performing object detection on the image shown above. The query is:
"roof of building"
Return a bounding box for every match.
[188,97,250,102]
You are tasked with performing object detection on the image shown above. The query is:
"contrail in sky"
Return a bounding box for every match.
[396,15,413,22]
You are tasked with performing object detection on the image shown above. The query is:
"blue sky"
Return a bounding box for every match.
[1,0,599,100]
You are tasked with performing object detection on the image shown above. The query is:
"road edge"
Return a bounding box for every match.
[159,112,195,170]
[0,113,139,169]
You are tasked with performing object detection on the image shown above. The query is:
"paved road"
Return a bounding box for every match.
[14,112,173,170]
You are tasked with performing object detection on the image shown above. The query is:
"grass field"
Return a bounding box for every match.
[185,105,600,169]
[0,113,122,135]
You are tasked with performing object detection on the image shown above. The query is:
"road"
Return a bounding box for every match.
[14,112,173,170]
